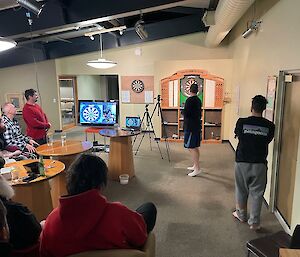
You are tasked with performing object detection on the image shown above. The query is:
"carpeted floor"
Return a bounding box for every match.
[61,127,282,257]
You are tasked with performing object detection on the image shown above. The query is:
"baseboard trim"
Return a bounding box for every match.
[274,210,291,234]
[222,140,235,152]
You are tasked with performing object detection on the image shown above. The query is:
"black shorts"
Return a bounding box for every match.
[184,131,201,148]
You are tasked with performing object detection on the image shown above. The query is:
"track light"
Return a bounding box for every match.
[16,0,44,17]
[135,20,148,40]
[242,20,262,38]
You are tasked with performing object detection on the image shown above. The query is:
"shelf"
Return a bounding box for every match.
[204,124,221,127]
[163,122,178,126]
[203,107,222,110]
[162,107,179,110]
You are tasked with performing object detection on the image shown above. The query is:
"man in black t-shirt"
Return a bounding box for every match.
[232,95,275,231]
[183,84,202,177]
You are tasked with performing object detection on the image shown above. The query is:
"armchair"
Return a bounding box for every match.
[68,232,155,257]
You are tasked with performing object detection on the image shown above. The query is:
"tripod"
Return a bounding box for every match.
[133,95,171,162]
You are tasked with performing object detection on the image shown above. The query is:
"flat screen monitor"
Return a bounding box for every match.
[78,100,118,126]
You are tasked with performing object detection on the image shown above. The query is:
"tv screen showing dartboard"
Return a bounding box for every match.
[78,100,118,126]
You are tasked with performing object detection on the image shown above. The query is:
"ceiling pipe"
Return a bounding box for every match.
[205,0,255,48]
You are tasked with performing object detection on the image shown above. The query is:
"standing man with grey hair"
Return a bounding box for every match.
[23,89,51,145]
[183,83,202,177]
[232,95,275,231]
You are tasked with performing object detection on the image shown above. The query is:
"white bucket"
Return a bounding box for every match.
[119,174,129,185]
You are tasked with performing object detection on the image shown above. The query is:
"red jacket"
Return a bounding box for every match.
[22,103,50,140]
[40,189,147,257]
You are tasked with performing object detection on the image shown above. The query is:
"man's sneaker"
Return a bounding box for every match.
[250,224,261,231]
[187,166,195,171]
[187,169,202,177]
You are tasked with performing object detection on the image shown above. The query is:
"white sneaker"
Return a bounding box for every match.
[187,169,202,177]
[187,166,195,170]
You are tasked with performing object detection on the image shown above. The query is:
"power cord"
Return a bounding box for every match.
[26,11,43,108]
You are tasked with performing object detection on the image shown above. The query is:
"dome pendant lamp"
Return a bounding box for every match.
[87,34,117,69]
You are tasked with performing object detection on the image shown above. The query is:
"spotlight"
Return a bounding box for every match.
[135,20,148,40]
[242,20,262,38]
[89,35,94,40]
[16,0,44,17]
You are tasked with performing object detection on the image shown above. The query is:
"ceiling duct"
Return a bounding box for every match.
[205,0,255,47]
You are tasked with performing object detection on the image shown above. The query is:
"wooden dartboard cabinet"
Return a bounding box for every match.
[160,69,224,143]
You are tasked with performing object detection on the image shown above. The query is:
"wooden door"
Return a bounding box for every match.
[276,78,300,226]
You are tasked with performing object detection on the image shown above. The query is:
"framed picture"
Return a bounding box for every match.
[265,76,277,122]
[5,93,25,112]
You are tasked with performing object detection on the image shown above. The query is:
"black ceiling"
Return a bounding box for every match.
[0,0,219,68]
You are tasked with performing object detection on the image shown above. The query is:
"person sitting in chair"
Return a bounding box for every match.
[0,114,25,161]
[40,153,157,257]
[2,103,38,158]
[0,173,42,250]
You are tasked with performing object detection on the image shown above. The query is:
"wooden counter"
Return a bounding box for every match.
[280,249,300,257]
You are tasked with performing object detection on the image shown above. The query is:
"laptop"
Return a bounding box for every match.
[122,117,141,131]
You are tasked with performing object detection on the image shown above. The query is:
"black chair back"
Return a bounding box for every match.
[290,225,300,249]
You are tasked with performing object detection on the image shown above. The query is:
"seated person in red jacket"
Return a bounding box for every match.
[0,173,42,250]
[23,89,51,145]
[40,153,157,257]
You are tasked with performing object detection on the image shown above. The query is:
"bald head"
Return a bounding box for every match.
[2,103,16,117]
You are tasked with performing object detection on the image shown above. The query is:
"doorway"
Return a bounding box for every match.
[76,75,119,101]
[58,76,78,130]
[272,71,300,230]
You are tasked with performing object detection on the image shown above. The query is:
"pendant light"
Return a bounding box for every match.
[0,37,17,52]
[87,34,117,69]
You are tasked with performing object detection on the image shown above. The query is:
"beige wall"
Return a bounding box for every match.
[77,75,101,100]
[55,32,232,135]
[0,60,60,130]
[227,0,300,231]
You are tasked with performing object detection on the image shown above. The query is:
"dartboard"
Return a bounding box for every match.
[180,75,203,97]
[131,80,145,93]
[81,104,102,123]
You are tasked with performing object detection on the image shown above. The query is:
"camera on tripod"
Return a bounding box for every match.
[132,95,170,162]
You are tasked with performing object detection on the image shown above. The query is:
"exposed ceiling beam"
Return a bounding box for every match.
[10,0,202,40]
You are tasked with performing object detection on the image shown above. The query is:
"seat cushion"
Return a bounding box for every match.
[247,231,291,257]
[68,249,146,257]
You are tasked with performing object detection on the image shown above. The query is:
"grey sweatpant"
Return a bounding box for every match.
[234,162,267,225]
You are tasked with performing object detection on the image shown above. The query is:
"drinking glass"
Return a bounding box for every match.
[11,166,20,183]
[47,134,54,146]
[61,132,67,146]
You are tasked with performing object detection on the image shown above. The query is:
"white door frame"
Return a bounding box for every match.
[270,69,300,234]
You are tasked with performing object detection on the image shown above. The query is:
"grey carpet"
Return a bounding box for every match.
[62,127,282,257]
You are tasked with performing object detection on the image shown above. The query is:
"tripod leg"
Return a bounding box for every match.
[133,111,147,147]
[158,103,171,162]
[148,108,163,159]
[135,129,147,155]
[146,112,153,151]
[135,109,153,155]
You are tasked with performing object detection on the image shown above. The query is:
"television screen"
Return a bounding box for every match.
[79,101,118,126]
